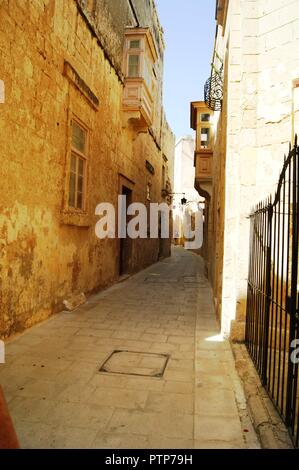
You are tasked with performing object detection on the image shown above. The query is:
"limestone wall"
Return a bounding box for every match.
[0,0,172,337]
[210,0,299,340]
[161,112,175,189]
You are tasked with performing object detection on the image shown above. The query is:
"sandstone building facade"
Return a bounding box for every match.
[0,0,174,337]
[172,136,202,246]
[192,0,299,340]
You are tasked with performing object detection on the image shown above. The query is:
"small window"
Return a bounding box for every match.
[69,121,87,210]
[162,165,165,188]
[130,40,140,49]
[201,113,210,122]
[128,55,139,77]
[200,128,210,149]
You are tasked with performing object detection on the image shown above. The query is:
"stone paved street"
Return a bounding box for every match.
[0,248,259,449]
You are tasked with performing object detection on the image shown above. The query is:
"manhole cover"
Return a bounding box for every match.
[99,350,170,378]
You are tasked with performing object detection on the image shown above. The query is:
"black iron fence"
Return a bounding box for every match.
[245,137,299,448]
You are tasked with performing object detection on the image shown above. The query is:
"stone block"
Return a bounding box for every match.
[248,395,268,427]
[145,391,193,414]
[106,409,194,439]
[259,424,279,449]
[194,414,243,442]
[63,293,86,311]
[230,320,245,343]
[195,387,239,416]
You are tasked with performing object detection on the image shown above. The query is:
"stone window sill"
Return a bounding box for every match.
[60,210,91,227]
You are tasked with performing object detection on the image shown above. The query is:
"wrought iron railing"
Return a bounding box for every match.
[204,49,223,112]
[204,66,223,112]
[245,137,299,447]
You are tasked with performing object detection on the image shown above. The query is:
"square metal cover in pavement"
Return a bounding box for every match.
[99,350,170,378]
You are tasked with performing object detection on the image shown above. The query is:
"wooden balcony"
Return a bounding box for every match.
[191,101,214,198]
[123,77,153,128]
[194,150,213,199]
[122,28,157,130]
[195,150,213,181]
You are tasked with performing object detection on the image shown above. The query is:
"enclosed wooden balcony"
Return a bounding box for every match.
[123,28,158,129]
[123,77,153,127]
[190,101,214,197]
[195,150,213,181]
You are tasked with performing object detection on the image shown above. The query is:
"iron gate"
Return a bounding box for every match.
[245,137,299,447]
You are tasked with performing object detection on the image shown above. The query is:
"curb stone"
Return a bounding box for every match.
[231,344,293,449]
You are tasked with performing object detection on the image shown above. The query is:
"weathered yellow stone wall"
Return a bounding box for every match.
[209,0,299,340]
[161,111,175,189]
[0,0,174,337]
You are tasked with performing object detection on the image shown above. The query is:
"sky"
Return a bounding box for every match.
[155,0,216,140]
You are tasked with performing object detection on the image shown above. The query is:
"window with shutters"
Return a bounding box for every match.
[123,28,158,128]
[68,120,87,210]
[128,55,140,77]
[200,128,210,149]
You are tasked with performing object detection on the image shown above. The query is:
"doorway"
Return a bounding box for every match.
[119,185,132,276]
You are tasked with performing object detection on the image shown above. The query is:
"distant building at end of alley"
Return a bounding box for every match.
[172,136,203,247]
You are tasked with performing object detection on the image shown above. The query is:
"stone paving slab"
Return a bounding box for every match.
[0,247,260,449]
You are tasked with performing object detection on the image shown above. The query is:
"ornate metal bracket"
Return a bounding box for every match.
[204,65,223,112]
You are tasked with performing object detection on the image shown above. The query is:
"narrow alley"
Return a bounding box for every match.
[2,0,299,457]
[0,248,259,449]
